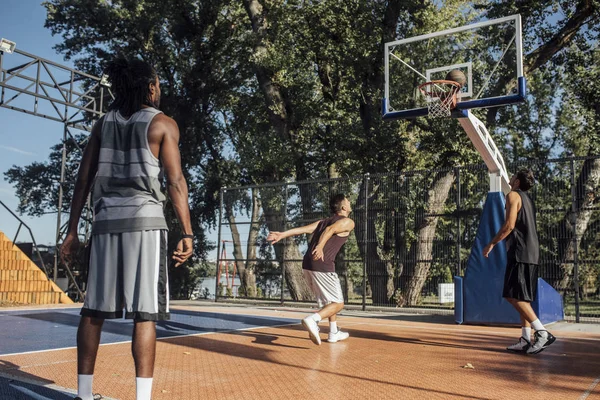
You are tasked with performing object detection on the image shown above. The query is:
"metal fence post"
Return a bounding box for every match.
[570,160,581,323]
[456,167,462,277]
[53,124,68,283]
[362,173,369,311]
[281,184,289,304]
[215,189,224,302]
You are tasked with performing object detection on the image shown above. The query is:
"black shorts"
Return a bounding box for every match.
[503,260,538,302]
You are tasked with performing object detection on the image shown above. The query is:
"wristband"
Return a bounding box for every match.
[182,234,194,239]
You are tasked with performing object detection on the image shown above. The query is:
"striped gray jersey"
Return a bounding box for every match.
[91,107,168,234]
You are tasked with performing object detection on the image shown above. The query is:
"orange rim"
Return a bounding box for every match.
[418,80,462,98]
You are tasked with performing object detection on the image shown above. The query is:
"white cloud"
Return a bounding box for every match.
[0,145,36,156]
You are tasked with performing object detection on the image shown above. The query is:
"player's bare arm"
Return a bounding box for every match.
[312,218,355,261]
[59,116,103,264]
[267,220,321,244]
[152,114,193,267]
[483,191,521,258]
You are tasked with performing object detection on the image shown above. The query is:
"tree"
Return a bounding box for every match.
[10,0,596,306]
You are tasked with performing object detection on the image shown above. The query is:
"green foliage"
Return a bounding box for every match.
[4,0,598,304]
[170,260,214,300]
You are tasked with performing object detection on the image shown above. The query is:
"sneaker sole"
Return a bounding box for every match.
[301,319,321,345]
[527,336,556,355]
[506,346,529,353]
[327,336,349,343]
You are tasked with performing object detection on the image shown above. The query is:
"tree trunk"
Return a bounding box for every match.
[557,157,600,290]
[243,188,260,297]
[223,200,245,292]
[242,0,313,301]
[242,0,295,143]
[355,179,395,304]
[260,190,313,301]
[402,170,455,306]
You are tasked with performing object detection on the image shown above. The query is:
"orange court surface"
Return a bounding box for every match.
[0,302,599,400]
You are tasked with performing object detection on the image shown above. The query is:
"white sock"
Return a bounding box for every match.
[330,321,337,333]
[522,327,531,341]
[310,313,322,322]
[531,319,545,332]
[136,377,153,400]
[77,375,93,400]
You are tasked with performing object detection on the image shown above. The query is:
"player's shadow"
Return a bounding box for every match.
[330,326,512,353]
[356,312,456,325]
[167,309,297,328]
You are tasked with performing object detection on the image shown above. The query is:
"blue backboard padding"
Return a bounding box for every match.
[463,192,520,324]
[535,278,565,323]
[460,191,563,325]
[454,277,464,324]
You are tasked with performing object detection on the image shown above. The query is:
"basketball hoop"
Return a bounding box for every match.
[418,80,462,118]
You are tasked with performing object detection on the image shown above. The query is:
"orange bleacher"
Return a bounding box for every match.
[0,231,72,305]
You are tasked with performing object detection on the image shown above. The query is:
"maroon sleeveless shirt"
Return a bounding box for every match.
[302,215,349,273]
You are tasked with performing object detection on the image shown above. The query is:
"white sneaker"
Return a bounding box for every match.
[301,317,321,345]
[327,329,349,343]
[527,331,556,355]
[506,336,531,352]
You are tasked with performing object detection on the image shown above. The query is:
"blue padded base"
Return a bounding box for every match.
[456,192,564,325]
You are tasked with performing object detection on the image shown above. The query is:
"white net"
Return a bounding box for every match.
[419,81,461,118]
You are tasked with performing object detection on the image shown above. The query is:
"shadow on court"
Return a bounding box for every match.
[0,360,73,400]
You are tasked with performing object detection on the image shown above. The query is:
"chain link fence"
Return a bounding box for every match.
[215,156,600,322]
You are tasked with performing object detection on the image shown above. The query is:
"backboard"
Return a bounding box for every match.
[383,14,524,119]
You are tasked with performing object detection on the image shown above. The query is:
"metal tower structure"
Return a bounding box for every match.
[0,39,113,292]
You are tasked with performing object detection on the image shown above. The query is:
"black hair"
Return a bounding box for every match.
[330,194,347,214]
[516,169,535,191]
[104,57,159,116]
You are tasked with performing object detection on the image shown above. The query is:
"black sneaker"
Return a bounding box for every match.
[527,330,556,355]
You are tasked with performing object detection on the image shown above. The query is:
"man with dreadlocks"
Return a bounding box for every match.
[60,57,193,400]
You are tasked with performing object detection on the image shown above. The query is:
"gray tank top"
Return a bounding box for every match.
[91,107,168,234]
[506,189,539,265]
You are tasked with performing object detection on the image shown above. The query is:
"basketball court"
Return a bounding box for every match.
[0,302,599,400]
[1,9,597,400]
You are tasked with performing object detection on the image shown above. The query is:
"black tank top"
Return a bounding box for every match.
[506,189,539,265]
[302,215,349,273]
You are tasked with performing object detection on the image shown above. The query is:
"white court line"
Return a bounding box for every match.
[0,306,81,313]
[580,376,600,400]
[0,322,297,358]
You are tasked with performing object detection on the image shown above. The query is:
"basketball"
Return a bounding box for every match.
[445,69,467,88]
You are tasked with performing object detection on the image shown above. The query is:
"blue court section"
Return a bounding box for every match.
[454,192,564,325]
[0,308,298,356]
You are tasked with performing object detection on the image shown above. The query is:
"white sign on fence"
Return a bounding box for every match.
[438,283,455,304]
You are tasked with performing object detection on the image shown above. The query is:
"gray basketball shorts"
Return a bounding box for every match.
[81,230,170,321]
[303,269,344,307]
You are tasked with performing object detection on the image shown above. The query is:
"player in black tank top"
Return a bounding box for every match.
[267,194,355,346]
[483,169,555,355]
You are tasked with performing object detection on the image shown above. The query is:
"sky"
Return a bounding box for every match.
[0,0,73,247]
[0,1,228,260]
